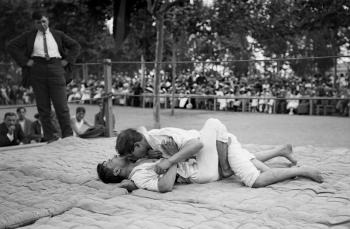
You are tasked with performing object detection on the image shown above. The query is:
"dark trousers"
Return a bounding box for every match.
[30,58,73,140]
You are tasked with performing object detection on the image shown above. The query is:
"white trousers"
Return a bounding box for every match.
[190,118,260,187]
[190,118,228,183]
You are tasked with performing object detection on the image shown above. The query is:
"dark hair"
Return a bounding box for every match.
[76,107,86,114]
[34,113,40,119]
[96,163,124,183]
[116,128,143,156]
[4,112,16,119]
[16,107,26,113]
[32,10,49,20]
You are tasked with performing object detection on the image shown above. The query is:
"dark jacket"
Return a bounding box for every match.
[16,118,33,144]
[30,120,44,142]
[0,122,25,147]
[6,29,81,87]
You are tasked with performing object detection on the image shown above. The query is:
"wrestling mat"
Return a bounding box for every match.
[0,137,349,229]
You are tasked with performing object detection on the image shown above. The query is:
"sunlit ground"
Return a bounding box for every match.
[1,104,349,148]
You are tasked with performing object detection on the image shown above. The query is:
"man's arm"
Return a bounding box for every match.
[83,119,93,128]
[6,32,31,67]
[0,133,12,147]
[155,139,203,174]
[147,149,163,159]
[118,179,138,192]
[60,32,81,64]
[157,164,178,193]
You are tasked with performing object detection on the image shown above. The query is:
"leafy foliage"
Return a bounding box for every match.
[1,0,350,78]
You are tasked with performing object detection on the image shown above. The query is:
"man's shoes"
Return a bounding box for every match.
[46,136,61,144]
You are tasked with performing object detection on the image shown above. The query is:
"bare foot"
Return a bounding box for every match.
[281,144,298,166]
[302,167,324,183]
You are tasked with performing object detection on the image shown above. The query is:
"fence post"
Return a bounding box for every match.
[171,41,177,116]
[82,63,88,81]
[103,59,113,137]
[213,97,217,111]
[142,94,146,108]
[334,57,337,89]
[309,99,313,115]
[242,98,246,112]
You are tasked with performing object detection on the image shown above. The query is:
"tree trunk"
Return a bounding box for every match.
[171,39,177,116]
[153,14,164,128]
[141,54,146,90]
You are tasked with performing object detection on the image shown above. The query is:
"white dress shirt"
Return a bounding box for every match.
[31,29,61,58]
[136,127,200,180]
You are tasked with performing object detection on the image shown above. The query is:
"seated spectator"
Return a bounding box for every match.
[30,113,44,143]
[68,87,82,103]
[16,107,33,144]
[80,84,91,104]
[0,112,24,147]
[275,87,287,114]
[232,89,242,111]
[250,91,259,112]
[258,90,268,112]
[335,88,350,116]
[94,101,116,129]
[216,89,227,111]
[70,107,93,136]
[296,89,310,115]
[0,84,10,105]
[286,89,301,115]
[265,89,275,114]
[178,90,190,109]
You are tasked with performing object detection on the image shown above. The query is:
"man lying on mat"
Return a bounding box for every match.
[97,118,323,192]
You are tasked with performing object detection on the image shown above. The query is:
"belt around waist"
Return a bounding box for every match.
[32,56,61,62]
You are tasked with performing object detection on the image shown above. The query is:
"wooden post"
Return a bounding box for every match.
[103,59,113,137]
[334,57,338,89]
[153,14,164,129]
[171,40,177,116]
[141,54,146,90]
[213,97,217,111]
[309,99,313,115]
[242,99,246,112]
[82,63,88,81]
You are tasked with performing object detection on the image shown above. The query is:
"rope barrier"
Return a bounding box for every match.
[69,55,350,65]
[32,55,348,66]
[1,93,349,110]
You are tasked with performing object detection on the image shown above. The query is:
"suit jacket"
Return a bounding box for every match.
[6,29,81,87]
[30,120,44,142]
[0,122,25,147]
[16,118,33,144]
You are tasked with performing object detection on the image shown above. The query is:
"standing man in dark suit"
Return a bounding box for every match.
[6,11,81,142]
[0,112,25,147]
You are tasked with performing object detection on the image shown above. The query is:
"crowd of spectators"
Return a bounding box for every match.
[1,68,350,116]
[64,69,350,116]
[0,102,116,147]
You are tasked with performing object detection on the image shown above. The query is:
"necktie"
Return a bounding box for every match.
[43,32,50,60]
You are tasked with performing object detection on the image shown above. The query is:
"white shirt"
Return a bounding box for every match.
[136,127,200,180]
[31,29,61,58]
[129,159,197,192]
[138,126,200,158]
[7,132,14,142]
[71,116,86,136]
